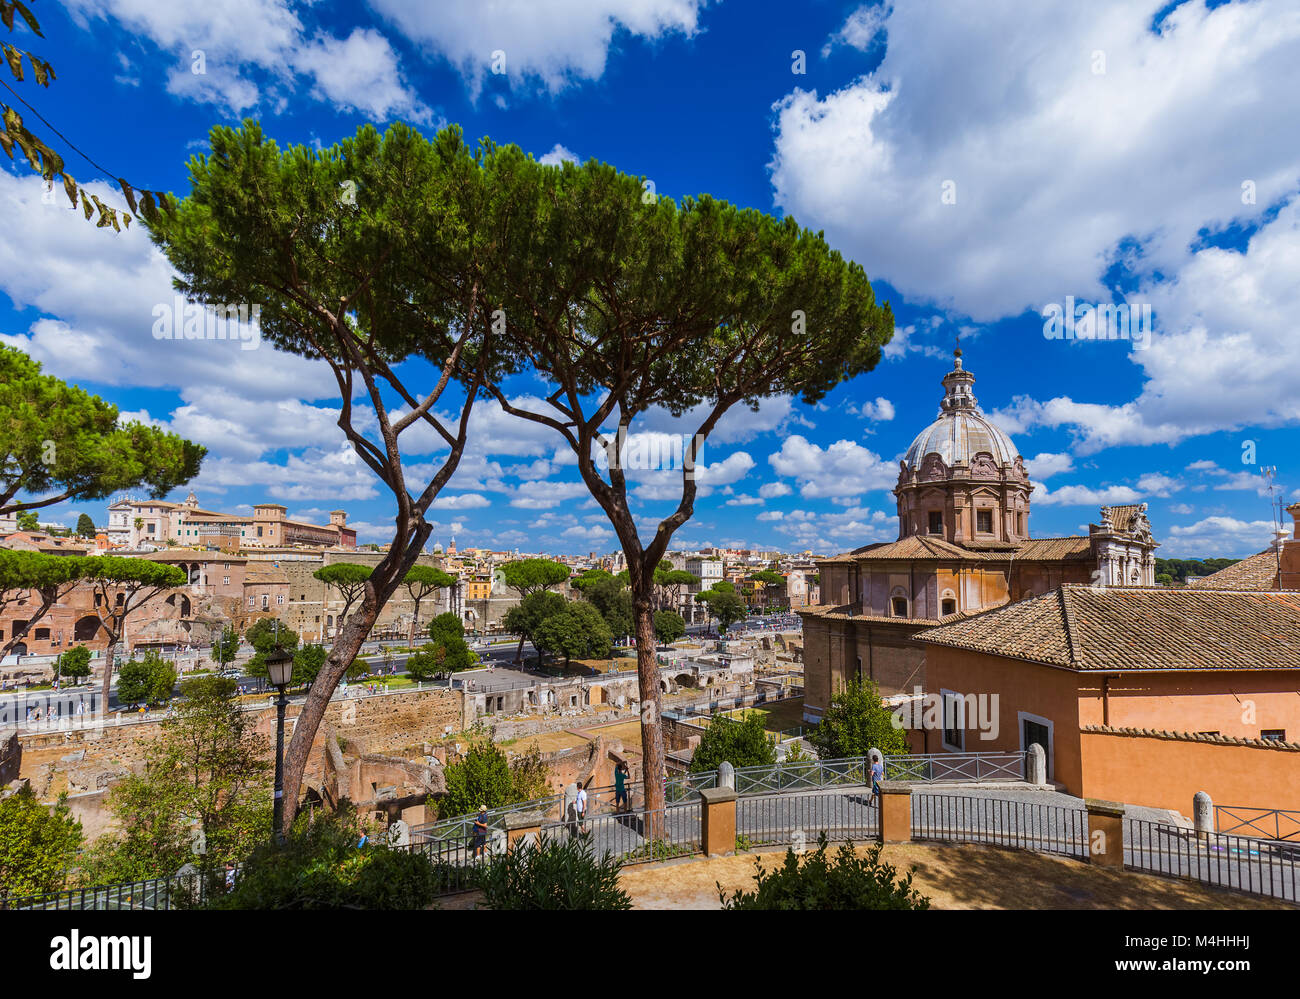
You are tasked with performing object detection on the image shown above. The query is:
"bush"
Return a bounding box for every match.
[476,834,631,910]
[806,675,909,760]
[0,786,83,898]
[719,835,930,910]
[690,711,777,773]
[204,807,441,910]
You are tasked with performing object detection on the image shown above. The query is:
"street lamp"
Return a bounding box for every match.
[265,644,294,843]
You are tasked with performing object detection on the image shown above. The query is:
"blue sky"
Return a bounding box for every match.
[2,0,1298,557]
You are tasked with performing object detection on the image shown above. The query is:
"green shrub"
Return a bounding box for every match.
[204,807,441,910]
[475,834,631,910]
[719,835,930,910]
[690,711,776,773]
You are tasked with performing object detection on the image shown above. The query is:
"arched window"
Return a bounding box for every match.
[890,588,909,618]
[940,589,957,617]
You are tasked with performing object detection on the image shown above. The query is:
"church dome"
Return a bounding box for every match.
[902,351,1021,470]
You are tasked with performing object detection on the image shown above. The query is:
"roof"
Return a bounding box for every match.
[916,584,1300,671]
[853,535,986,561]
[828,534,1092,564]
[1101,504,1145,533]
[1188,549,1279,591]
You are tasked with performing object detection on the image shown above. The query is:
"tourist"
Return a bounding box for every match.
[575,780,588,833]
[471,807,489,858]
[614,761,629,813]
[869,752,885,806]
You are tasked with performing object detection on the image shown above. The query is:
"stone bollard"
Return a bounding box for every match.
[877,780,913,844]
[1026,743,1047,786]
[1085,799,1125,867]
[718,760,735,791]
[699,787,737,857]
[1193,791,1213,841]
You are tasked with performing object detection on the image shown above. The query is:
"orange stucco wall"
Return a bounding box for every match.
[1076,670,1300,741]
[1079,730,1300,814]
[921,646,1085,792]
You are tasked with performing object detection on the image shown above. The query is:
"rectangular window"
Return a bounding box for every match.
[223,576,230,586]
[261,595,269,610]
[928,511,943,534]
[977,510,993,534]
[941,599,957,616]
[891,596,908,617]
[34,628,50,640]
[1261,729,1286,741]
[277,594,285,605]
[257,526,263,537]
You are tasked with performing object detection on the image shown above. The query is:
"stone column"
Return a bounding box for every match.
[877,780,913,844]
[699,787,737,857]
[1193,791,1213,841]
[717,760,735,791]
[1085,799,1125,867]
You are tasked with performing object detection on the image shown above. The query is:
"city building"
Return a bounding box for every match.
[106,492,356,550]
[799,350,1160,723]
[915,584,1300,812]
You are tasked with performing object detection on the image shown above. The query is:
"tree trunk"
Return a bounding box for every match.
[99,637,118,711]
[281,543,421,828]
[514,633,525,665]
[633,589,666,820]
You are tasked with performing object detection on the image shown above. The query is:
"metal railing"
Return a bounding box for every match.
[0,872,211,911]
[540,803,701,866]
[912,792,1088,859]
[885,751,1026,783]
[1214,805,1300,842]
[411,795,564,844]
[1124,818,1299,902]
[737,787,878,848]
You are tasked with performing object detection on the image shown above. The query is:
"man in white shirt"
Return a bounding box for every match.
[575,782,588,833]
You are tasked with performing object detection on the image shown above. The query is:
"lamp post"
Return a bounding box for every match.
[264,644,294,843]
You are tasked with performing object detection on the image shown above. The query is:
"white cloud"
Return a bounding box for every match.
[431,493,492,510]
[725,495,764,506]
[1031,482,1141,507]
[1026,452,1074,480]
[66,0,431,119]
[758,482,792,499]
[538,143,580,165]
[772,1,1300,455]
[0,172,339,404]
[370,0,708,97]
[772,0,1300,322]
[1168,503,1195,515]
[1163,515,1281,558]
[849,396,895,421]
[821,3,890,57]
[768,435,895,499]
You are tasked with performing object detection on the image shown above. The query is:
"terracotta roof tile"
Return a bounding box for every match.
[1188,549,1280,591]
[916,585,1300,671]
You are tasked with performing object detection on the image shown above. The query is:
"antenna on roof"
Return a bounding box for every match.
[1261,466,1284,579]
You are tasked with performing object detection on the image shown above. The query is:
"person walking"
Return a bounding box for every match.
[575,781,588,833]
[869,752,885,806]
